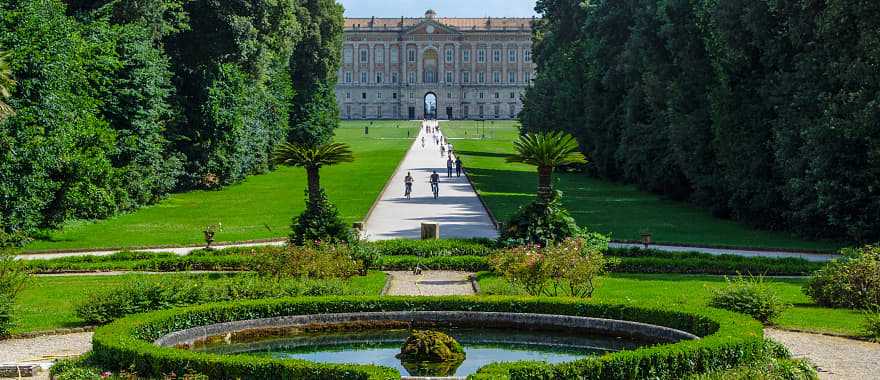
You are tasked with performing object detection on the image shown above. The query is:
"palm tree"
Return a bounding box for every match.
[0,50,15,119]
[507,131,587,204]
[272,141,354,204]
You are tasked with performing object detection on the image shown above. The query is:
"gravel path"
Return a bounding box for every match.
[362,120,499,241]
[765,328,880,379]
[384,271,475,296]
[0,332,92,366]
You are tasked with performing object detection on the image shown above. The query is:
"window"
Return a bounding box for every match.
[345,92,351,99]
[359,48,369,63]
[375,46,384,64]
[494,104,500,118]
[445,71,453,83]
[477,49,486,63]
[361,92,367,99]
[377,92,382,99]
[390,46,399,64]
[493,71,501,83]
[477,72,485,83]
[408,49,416,63]
[345,104,351,118]
[378,104,383,118]
[445,49,454,63]
[344,71,352,83]
[508,49,517,63]
[524,48,532,62]
[376,72,384,84]
[343,48,353,64]
[479,92,485,99]
[493,49,501,63]
[361,105,366,118]
[360,72,368,83]
[463,104,470,118]
[392,92,397,99]
[447,92,453,99]
[510,92,516,99]
[462,71,470,83]
[494,92,500,99]
[463,50,470,63]
[391,72,398,84]
[479,104,484,117]
[409,72,416,83]
[425,71,435,83]
[508,71,516,83]
[525,72,532,83]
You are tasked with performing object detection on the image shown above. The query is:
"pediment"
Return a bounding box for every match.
[404,20,461,36]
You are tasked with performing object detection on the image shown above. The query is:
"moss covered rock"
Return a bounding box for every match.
[396,330,466,363]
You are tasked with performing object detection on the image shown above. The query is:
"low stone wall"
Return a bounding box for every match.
[155,311,698,348]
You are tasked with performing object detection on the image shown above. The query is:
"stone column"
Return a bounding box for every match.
[417,44,423,84]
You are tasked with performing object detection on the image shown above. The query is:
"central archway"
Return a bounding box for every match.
[424,92,437,120]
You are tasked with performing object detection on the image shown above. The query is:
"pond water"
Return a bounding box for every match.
[193,328,654,377]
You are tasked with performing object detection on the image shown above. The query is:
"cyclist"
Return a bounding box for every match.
[404,172,414,199]
[429,171,440,199]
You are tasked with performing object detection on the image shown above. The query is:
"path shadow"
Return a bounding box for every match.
[456,150,511,159]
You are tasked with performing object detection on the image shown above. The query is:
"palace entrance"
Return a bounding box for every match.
[424,92,437,120]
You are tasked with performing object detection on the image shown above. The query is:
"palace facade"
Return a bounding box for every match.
[336,9,536,120]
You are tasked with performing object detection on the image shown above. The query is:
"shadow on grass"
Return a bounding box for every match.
[456,150,512,159]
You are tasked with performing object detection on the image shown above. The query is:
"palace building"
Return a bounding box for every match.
[336,9,536,120]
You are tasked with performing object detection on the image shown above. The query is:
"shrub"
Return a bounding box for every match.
[253,243,362,279]
[490,235,616,298]
[91,297,764,380]
[501,192,583,246]
[862,309,880,342]
[804,245,880,309]
[290,190,353,246]
[0,248,29,336]
[709,275,788,323]
[349,240,382,275]
[74,275,354,324]
[686,339,817,380]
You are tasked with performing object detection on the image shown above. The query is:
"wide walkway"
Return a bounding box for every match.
[362,121,499,240]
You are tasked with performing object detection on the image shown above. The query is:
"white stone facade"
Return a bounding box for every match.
[336,10,536,120]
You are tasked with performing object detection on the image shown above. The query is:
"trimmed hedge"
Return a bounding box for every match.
[91,297,764,380]
[23,244,822,276]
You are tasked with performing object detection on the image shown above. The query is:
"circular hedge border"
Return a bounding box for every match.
[91,296,764,380]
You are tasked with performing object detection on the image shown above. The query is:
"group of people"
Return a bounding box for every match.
[403,122,464,200]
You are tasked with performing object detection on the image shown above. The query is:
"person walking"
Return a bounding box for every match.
[455,157,463,177]
[447,157,454,177]
[404,172,414,199]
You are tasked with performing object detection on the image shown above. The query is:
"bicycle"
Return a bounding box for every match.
[430,182,439,199]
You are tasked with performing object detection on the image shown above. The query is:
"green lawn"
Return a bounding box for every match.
[12,271,388,334]
[25,122,418,252]
[477,272,864,337]
[443,121,842,251]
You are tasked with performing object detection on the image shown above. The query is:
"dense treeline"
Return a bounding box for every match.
[0,0,343,236]
[521,0,880,242]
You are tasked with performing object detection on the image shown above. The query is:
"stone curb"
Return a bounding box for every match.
[5,327,96,340]
[155,311,699,348]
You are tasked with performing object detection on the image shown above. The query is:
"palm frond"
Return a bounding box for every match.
[273,141,355,168]
[0,50,16,118]
[507,131,587,168]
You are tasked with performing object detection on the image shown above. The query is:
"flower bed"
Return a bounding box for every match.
[91,296,763,380]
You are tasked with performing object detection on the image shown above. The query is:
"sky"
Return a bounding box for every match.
[337,0,539,18]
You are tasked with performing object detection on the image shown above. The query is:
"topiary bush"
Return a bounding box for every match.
[501,191,583,246]
[290,190,353,246]
[805,245,880,309]
[708,275,788,324]
[397,330,465,377]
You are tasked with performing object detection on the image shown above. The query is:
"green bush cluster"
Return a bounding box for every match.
[74,274,368,325]
[290,190,353,246]
[708,275,789,324]
[0,249,29,336]
[90,297,763,380]
[0,0,343,236]
[522,0,880,242]
[805,245,880,309]
[685,339,817,380]
[501,194,584,246]
[252,243,362,279]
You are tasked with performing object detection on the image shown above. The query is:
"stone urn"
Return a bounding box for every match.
[396,330,465,377]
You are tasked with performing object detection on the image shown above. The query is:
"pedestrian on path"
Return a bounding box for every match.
[447,157,454,177]
[455,157,463,177]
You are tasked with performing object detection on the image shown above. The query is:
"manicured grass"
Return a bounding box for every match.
[25,122,419,252]
[11,271,388,334]
[443,120,843,251]
[477,272,864,337]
